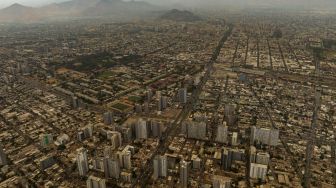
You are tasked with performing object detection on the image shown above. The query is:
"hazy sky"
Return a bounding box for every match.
[0,0,67,8]
[0,0,335,9]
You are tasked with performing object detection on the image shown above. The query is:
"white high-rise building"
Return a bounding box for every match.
[249,163,268,180]
[156,91,161,99]
[251,126,279,146]
[123,151,132,170]
[86,175,106,188]
[118,150,132,170]
[249,146,257,163]
[215,123,228,143]
[212,175,231,188]
[231,132,239,146]
[77,148,89,176]
[107,131,122,149]
[121,171,132,183]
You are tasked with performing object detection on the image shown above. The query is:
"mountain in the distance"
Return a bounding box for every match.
[159,9,201,22]
[0,0,159,23]
[83,0,158,17]
[0,3,40,22]
[37,0,100,18]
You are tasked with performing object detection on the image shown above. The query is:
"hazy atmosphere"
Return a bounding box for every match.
[0,0,335,187]
[0,0,67,7]
[1,0,336,9]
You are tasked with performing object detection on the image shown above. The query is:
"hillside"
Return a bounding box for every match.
[0,3,39,22]
[83,0,157,17]
[0,0,159,23]
[159,9,201,22]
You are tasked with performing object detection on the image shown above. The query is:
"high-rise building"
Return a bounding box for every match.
[121,171,132,183]
[153,155,167,180]
[215,123,228,143]
[221,148,233,171]
[191,155,201,169]
[40,134,53,148]
[178,88,187,104]
[111,133,122,149]
[78,125,93,142]
[231,148,245,161]
[122,151,132,170]
[72,96,79,109]
[77,148,89,176]
[180,160,189,188]
[231,132,239,146]
[84,125,94,137]
[117,150,132,170]
[107,131,122,149]
[249,163,268,180]
[224,104,237,126]
[162,96,168,110]
[78,131,85,142]
[156,91,161,100]
[117,127,132,143]
[103,112,113,125]
[250,126,279,146]
[117,151,123,168]
[157,97,163,111]
[256,152,270,165]
[86,176,106,188]
[158,96,168,111]
[135,118,148,140]
[250,126,258,145]
[0,145,7,165]
[104,158,120,179]
[194,75,201,86]
[151,120,163,138]
[92,158,104,172]
[221,148,245,171]
[143,102,149,114]
[135,104,142,113]
[249,146,257,164]
[212,175,231,188]
[147,89,153,102]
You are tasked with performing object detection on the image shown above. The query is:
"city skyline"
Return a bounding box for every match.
[0,1,335,188]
